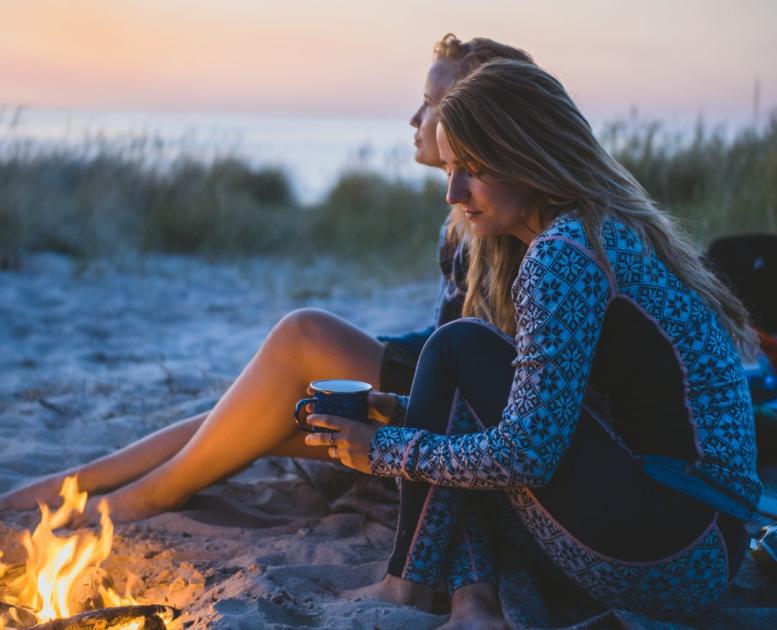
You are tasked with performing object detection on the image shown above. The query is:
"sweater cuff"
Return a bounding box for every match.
[368,425,420,477]
[389,395,410,426]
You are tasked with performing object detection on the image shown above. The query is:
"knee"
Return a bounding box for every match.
[424,319,504,359]
[271,308,341,353]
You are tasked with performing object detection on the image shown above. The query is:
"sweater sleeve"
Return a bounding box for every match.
[368,236,612,488]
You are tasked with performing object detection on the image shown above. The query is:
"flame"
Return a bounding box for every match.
[0,476,170,629]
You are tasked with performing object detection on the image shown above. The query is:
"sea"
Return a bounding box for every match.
[1,107,757,206]
[0,108,442,205]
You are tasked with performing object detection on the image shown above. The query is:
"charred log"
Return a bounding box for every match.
[29,604,180,630]
[0,600,39,628]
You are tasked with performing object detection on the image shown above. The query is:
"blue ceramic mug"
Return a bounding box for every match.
[294,379,372,432]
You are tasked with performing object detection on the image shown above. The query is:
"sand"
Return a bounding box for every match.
[1,254,775,629]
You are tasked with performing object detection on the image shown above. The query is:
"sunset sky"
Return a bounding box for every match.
[2,0,776,124]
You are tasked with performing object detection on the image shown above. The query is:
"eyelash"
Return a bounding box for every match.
[445,167,480,178]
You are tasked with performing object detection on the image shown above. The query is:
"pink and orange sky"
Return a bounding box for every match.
[2,0,776,123]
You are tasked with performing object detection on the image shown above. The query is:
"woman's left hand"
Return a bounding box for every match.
[303,415,379,474]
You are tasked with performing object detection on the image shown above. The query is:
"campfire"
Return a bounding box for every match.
[0,477,179,629]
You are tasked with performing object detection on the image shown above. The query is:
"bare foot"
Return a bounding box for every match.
[94,486,174,524]
[342,574,435,612]
[68,496,105,528]
[69,489,167,528]
[0,474,70,511]
[439,583,508,630]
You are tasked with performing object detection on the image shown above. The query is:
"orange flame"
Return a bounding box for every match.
[0,476,170,629]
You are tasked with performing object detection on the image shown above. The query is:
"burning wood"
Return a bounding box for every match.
[29,604,180,630]
[0,601,37,628]
[0,478,177,630]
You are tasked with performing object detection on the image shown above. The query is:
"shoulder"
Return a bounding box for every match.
[521,214,605,285]
[537,212,592,246]
[598,216,648,260]
[515,214,613,308]
[534,212,642,254]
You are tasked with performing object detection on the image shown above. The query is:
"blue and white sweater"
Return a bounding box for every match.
[370,214,761,518]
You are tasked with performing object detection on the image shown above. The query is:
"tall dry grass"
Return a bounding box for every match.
[1,110,775,273]
[602,113,777,239]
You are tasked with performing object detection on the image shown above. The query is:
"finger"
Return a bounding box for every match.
[306,414,349,432]
[367,410,391,425]
[328,447,339,459]
[304,431,336,448]
[367,391,385,404]
[306,387,314,396]
[367,393,395,424]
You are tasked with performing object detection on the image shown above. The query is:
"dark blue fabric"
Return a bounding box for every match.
[377,326,435,360]
[387,320,746,579]
[387,320,516,577]
[371,214,760,519]
[376,215,468,394]
[377,326,435,395]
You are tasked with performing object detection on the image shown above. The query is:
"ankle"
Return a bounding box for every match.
[383,574,435,608]
[450,583,501,618]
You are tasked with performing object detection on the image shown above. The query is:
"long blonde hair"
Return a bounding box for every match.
[438,59,757,356]
[430,34,533,257]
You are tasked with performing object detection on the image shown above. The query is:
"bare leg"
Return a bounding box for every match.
[439,583,507,630]
[0,413,329,511]
[0,414,206,510]
[91,309,384,522]
[0,309,383,517]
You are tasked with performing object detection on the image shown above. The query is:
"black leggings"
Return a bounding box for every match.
[387,320,746,587]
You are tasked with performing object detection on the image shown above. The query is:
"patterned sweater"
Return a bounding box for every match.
[370,214,761,517]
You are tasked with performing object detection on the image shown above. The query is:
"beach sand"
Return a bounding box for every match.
[1,254,775,629]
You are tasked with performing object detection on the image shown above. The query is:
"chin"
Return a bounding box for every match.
[414,149,439,168]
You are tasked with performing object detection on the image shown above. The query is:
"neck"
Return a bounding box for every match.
[510,206,560,246]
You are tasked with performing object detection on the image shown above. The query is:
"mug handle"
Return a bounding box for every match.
[294,397,317,431]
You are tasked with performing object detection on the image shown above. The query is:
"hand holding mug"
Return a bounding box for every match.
[297,387,402,426]
[367,391,403,425]
[303,414,378,474]
[294,379,372,432]
[295,380,404,472]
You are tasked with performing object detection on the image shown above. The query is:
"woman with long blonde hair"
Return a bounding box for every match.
[306,59,760,626]
[0,36,533,524]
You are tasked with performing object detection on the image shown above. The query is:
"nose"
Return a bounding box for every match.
[409,105,423,128]
[446,170,471,206]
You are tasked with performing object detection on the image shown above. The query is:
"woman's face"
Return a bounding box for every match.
[410,60,460,167]
[436,123,540,244]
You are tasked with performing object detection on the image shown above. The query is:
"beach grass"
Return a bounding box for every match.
[1,111,775,272]
[601,113,777,239]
